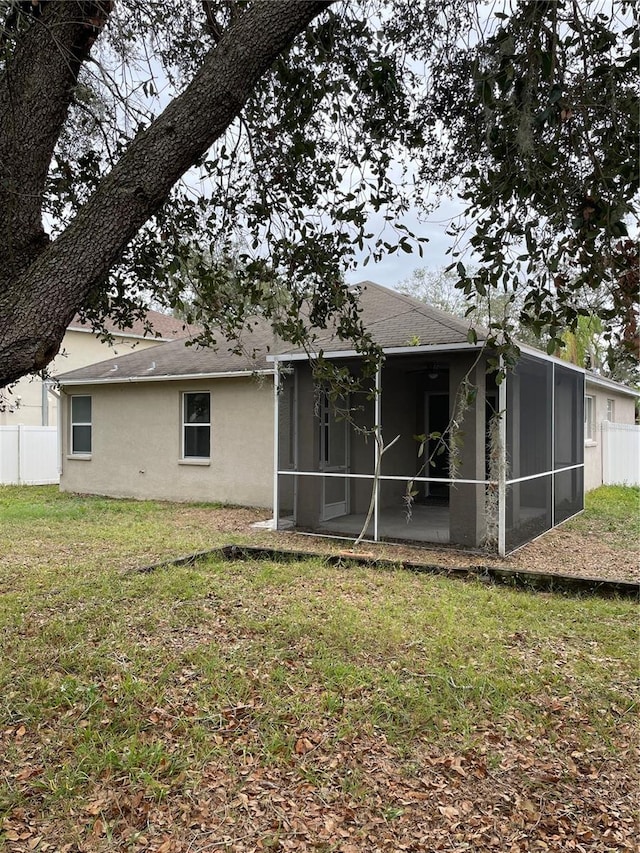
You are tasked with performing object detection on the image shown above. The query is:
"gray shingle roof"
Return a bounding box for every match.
[57,319,282,382]
[300,280,483,352]
[57,281,483,384]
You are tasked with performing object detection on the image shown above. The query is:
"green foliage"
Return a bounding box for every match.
[0,1,637,384]
[431,1,638,370]
[558,314,604,368]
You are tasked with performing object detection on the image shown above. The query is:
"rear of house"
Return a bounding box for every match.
[57,282,637,555]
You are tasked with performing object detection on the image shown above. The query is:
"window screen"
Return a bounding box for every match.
[584,396,595,441]
[71,395,92,454]
[554,467,584,525]
[505,475,552,552]
[183,392,210,458]
[506,355,552,478]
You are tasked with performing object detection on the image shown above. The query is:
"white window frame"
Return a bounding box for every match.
[182,391,211,460]
[70,394,92,456]
[584,394,595,443]
[606,398,615,422]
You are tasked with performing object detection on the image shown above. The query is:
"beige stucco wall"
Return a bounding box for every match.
[60,376,275,507]
[584,382,637,491]
[0,330,162,428]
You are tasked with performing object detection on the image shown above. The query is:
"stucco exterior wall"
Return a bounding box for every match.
[1,330,162,428]
[60,376,274,507]
[584,382,637,491]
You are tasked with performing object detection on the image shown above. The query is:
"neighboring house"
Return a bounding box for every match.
[0,310,196,427]
[584,373,639,491]
[57,281,634,555]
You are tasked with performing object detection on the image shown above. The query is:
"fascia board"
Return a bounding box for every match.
[585,373,640,397]
[58,369,274,386]
[66,326,176,343]
[268,341,484,362]
[517,343,586,373]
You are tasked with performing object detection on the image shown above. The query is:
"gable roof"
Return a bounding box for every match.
[67,308,198,341]
[57,281,486,385]
[278,281,484,356]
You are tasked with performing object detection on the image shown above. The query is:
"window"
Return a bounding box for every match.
[70,395,92,454]
[584,395,595,442]
[183,392,210,458]
[606,398,615,421]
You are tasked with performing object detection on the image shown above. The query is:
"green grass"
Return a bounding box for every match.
[0,486,637,849]
[566,484,640,545]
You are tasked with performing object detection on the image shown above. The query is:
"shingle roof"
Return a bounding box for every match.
[293,280,484,352]
[57,318,284,382]
[67,308,199,341]
[57,281,483,384]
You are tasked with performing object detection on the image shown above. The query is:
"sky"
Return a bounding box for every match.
[345,196,466,290]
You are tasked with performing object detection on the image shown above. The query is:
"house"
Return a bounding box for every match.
[0,310,196,428]
[57,281,631,555]
[58,318,279,508]
[584,373,639,490]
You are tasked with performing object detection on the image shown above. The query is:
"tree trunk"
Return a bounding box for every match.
[0,0,332,388]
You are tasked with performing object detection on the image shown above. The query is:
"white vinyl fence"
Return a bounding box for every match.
[0,425,59,485]
[601,421,640,487]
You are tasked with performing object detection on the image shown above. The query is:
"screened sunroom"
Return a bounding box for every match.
[271,346,585,557]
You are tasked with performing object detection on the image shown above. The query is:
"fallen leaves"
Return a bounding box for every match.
[2,713,638,852]
[1,499,637,852]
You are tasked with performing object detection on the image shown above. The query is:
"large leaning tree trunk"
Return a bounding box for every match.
[0,0,331,388]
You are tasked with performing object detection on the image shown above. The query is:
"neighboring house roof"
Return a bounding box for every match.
[57,282,485,385]
[67,308,199,341]
[585,371,640,398]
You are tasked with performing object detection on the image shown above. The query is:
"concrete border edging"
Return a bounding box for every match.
[133,544,639,600]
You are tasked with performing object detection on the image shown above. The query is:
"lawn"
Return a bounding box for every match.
[0,486,637,852]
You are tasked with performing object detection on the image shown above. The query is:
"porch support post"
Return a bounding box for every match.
[498,364,507,557]
[272,359,280,531]
[374,361,382,541]
[448,354,486,547]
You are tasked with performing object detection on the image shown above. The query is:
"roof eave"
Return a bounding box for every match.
[58,369,274,386]
[268,341,485,362]
[585,372,640,397]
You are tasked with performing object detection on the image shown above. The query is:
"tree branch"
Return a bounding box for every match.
[0,0,333,386]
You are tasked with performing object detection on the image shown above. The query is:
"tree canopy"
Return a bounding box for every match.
[0,0,637,389]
